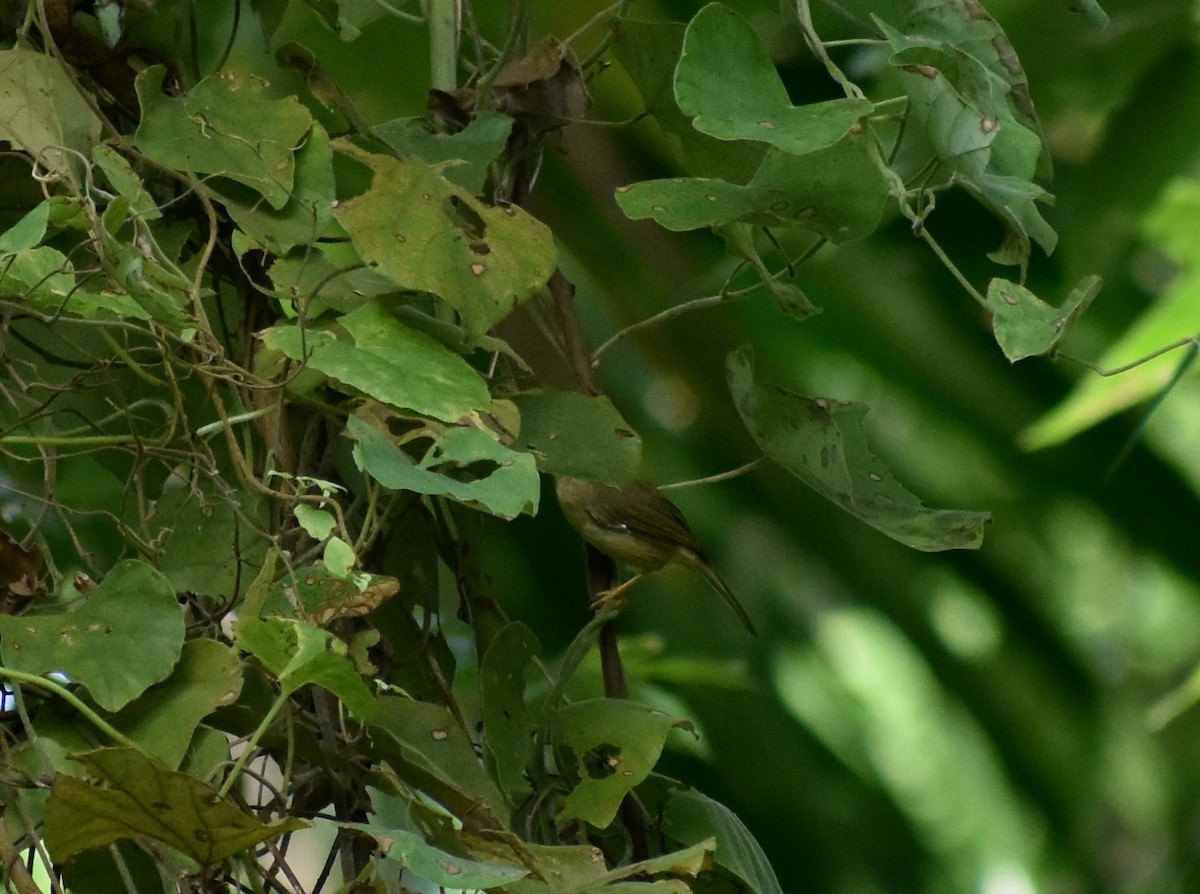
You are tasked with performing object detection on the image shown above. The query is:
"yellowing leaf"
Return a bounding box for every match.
[331,141,555,342]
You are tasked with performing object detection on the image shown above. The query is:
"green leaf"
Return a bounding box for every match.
[373,111,513,195]
[295,504,338,540]
[616,129,888,243]
[891,0,1047,157]
[261,299,491,422]
[878,6,1055,263]
[726,348,990,550]
[610,16,765,182]
[150,484,264,598]
[134,67,313,208]
[0,201,51,252]
[676,3,873,154]
[480,622,539,798]
[331,141,556,342]
[349,414,540,519]
[235,616,375,718]
[93,145,162,222]
[217,121,338,253]
[0,48,102,187]
[986,275,1101,362]
[551,699,690,828]
[112,640,243,768]
[0,245,76,308]
[267,240,399,316]
[664,787,783,894]
[323,536,357,576]
[367,696,508,829]
[0,560,184,712]
[349,821,529,888]
[93,217,198,332]
[44,748,306,866]
[511,390,642,484]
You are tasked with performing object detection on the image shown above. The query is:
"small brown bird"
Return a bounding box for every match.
[555,476,756,635]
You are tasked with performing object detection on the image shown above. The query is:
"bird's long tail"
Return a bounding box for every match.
[696,561,757,636]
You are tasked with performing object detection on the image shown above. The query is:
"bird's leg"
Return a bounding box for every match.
[590,573,648,612]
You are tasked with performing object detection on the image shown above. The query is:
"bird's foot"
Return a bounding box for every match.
[589,573,645,614]
[589,588,625,614]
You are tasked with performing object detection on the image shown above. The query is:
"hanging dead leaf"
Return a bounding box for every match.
[492,38,590,130]
[0,524,44,615]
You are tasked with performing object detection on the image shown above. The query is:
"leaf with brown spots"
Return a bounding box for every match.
[0,523,43,615]
[728,348,990,551]
[331,141,556,344]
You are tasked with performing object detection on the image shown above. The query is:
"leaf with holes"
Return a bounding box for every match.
[332,141,555,342]
[551,699,690,828]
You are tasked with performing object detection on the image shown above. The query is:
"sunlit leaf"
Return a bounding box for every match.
[331,141,556,342]
[0,560,184,712]
[45,748,305,866]
[727,348,990,550]
[0,201,50,252]
[294,504,337,540]
[261,299,492,422]
[0,48,101,186]
[1024,179,1200,448]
